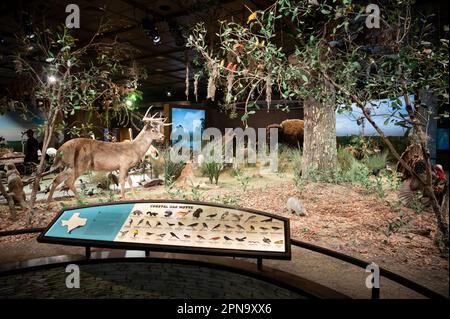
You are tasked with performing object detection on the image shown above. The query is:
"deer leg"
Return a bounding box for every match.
[47,169,71,202]
[64,174,80,199]
[119,170,127,199]
[127,175,136,197]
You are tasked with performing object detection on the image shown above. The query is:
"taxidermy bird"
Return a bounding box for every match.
[286,197,307,216]
[59,185,70,196]
[398,161,448,207]
[43,185,51,195]
[397,144,448,206]
[107,172,119,190]
[372,168,381,177]
[79,179,87,192]
[97,180,109,191]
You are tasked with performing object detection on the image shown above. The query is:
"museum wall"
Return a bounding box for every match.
[207,107,304,134]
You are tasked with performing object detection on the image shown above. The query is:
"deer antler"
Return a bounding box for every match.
[142,106,153,120]
[142,106,172,126]
[160,117,172,126]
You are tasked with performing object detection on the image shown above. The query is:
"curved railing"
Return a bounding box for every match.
[0,228,446,299]
[290,239,446,299]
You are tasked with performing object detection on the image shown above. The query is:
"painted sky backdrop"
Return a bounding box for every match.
[0,109,44,141]
[336,96,413,136]
[171,107,205,148]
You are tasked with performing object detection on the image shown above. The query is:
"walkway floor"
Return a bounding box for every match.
[0,235,447,298]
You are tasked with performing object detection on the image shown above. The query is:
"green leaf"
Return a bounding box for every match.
[46,57,55,62]
[301,74,309,83]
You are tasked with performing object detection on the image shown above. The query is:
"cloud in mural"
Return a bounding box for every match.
[336,95,413,137]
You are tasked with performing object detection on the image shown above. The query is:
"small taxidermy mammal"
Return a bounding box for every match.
[5,164,28,209]
[286,197,307,216]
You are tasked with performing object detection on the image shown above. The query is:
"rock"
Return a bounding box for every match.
[286,196,307,216]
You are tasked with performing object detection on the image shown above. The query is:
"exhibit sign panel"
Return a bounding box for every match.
[38,200,291,259]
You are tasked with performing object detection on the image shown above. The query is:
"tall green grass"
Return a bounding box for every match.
[362,151,389,171]
[162,149,185,186]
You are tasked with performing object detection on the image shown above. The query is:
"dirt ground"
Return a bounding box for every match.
[0,167,448,295]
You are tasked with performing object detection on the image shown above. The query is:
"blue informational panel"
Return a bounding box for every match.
[44,203,135,241]
[38,200,291,260]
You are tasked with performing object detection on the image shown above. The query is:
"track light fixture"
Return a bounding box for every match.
[142,17,161,44]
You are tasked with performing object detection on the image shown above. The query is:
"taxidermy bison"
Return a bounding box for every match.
[266,119,304,148]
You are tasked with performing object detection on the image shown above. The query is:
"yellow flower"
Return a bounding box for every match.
[247,11,257,24]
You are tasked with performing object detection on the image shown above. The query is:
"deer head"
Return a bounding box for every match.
[141,106,172,143]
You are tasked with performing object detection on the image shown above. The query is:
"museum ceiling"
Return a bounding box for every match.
[0,0,277,101]
[0,0,448,102]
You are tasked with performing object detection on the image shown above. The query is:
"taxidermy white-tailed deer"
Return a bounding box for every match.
[47,107,170,201]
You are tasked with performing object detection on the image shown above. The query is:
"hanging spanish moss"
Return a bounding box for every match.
[194,73,199,102]
[226,72,233,95]
[265,75,272,110]
[185,62,190,101]
[207,61,219,101]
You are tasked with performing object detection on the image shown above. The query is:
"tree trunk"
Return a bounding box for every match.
[0,182,17,220]
[27,110,57,224]
[301,99,338,179]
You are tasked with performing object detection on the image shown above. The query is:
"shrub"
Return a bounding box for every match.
[234,169,250,191]
[150,157,164,179]
[385,212,412,236]
[337,146,354,172]
[363,151,389,172]
[201,161,223,184]
[289,147,303,178]
[277,144,292,173]
[162,149,185,186]
[342,159,371,186]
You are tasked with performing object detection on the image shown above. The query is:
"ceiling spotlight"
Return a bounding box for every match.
[47,75,57,83]
[142,17,161,44]
[166,91,172,97]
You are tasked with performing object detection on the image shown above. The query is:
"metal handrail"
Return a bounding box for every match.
[0,227,45,237]
[0,227,446,299]
[290,239,446,299]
